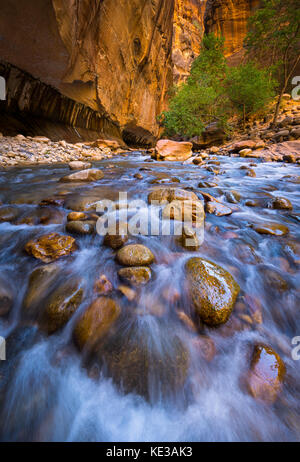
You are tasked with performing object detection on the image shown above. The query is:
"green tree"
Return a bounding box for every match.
[159,34,229,138]
[225,63,276,129]
[245,0,300,124]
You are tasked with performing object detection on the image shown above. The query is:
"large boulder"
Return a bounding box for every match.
[246,344,285,403]
[24,233,77,263]
[60,169,104,183]
[191,123,226,149]
[97,322,190,399]
[185,258,240,326]
[116,244,155,267]
[261,141,300,162]
[23,263,61,318]
[41,279,84,334]
[74,297,121,351]
[153,140,193,162]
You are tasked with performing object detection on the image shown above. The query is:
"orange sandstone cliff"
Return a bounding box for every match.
[0,0,259,145]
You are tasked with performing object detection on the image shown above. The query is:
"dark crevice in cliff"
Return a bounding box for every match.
[0,61,122,143]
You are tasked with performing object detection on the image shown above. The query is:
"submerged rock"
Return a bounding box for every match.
[116,244,154,267]
[23,263,61,317]
[41,279,84,334]
[97,322,189,400]
[185,258,240,326]
[246,344,285,403]
[74,297,121,351]
[65,195,101,212]
[118,266,152,286]
[25,233,77,263]
[0,206,20,223]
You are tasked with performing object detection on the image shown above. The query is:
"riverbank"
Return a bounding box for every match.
[0,134,131,168]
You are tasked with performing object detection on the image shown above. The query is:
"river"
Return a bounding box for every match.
[0,151,299,442]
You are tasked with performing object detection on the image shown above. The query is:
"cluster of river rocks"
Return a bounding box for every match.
[0,135,129,167]
[1,98,298,403]
[0,172,288,402]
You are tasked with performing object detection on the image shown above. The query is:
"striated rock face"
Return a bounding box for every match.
[0,0,175,145]
[173,0,207,84]
[205,0,259,58]
[0,0,260,144]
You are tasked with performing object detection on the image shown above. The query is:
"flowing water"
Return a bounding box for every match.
[0,152,299,442]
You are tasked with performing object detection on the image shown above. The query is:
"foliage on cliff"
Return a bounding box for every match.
[245,0,300,124]
[160,34,275,137]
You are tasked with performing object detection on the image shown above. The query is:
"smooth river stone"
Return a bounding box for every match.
[252,222,289,236]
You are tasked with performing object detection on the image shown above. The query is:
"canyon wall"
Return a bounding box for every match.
[0,0,259,144]
[0,0,175,145]
[172,1,207,84]
[204,0,260,58]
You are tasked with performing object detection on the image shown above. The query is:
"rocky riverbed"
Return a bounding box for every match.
[0,140,299,442]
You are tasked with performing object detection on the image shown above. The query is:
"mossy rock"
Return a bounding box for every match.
[185,257,240,326]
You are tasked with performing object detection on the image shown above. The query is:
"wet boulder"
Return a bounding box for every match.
[153,140,193,162]
[205,201,233,217]
[191,123,226,149]
[185,258,240,326]
[23,263,62,318]
[66,220,95,235]
[97,322,190,400]
[251,222,289,236]
[25,233,77,263]
[41,279,84,334]
[269,197,293,211]
[116,244,155,267]
[74,297,121,351]
[118,267,152,286]
[67,212,87,222]
[60,169,104,183]
[246,344,285,403]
